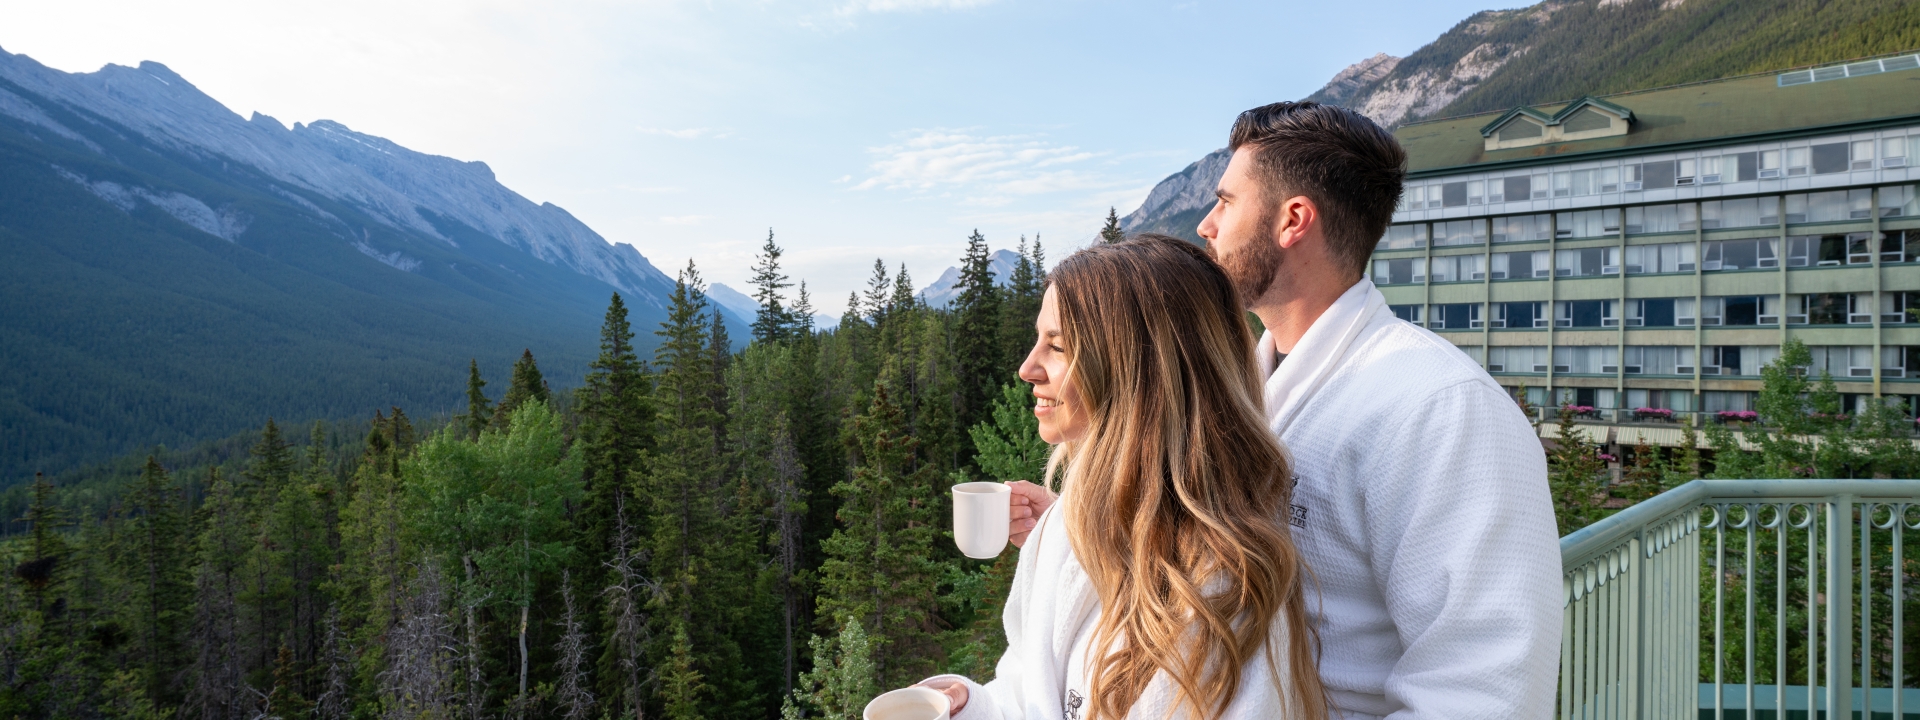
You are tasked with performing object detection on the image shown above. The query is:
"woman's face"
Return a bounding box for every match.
[1019,287,1088,445]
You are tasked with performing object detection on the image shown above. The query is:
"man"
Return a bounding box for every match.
[1011,102,1561,718]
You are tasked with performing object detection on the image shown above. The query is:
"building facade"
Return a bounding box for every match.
[1369,52,1920,436]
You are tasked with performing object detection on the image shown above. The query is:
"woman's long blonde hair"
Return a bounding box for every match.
[1047,234,1325,720]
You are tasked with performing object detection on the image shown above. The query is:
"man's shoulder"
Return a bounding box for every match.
[1333,314,1507,404]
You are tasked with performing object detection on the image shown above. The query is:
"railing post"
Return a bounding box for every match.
[1826,494,1854,720]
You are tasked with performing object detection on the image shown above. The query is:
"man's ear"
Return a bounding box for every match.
[1274,195,1320,250]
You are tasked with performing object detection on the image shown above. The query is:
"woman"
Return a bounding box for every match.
[910,234,1325,720]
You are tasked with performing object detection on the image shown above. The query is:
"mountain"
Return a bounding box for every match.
[918,249,1022,307]
[0,46,745,481]
[1123,0,1920,241]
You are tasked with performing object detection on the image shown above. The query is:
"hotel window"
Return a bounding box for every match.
[1760,150,1784,179]
[1491,250,1551,279]
[1554,299,1617,328]
[1556,209,1621,238]
[1487,346,1548,373]
[1786,233,1875,266]
[1811,142,1850,174]
[1492,301,1545,328]
[1434,220,1487,246]
[1428,303,1482,330]
[1400,185,1426,212]
[1703,391,1757,413]
[1790,293,1873,325]
[1491,214,1551,243]
[1371,258,1426,285]
[1624,346,1695,375]
[1625,297,1690,327]
[1885,347,1920,379]
[1554,388,1617,410]
[1626,388,1694,411]
[1467,180,1485,205]
[1675,157,1698,186]
[1806,346,1874,379]
[1553,171,1572,198]
[1624,163,1645,191]
[1882,292,1920,325]
[1629,160,1677,190]
[1555,247,1620,277]
[1496,176,1532,203]
[1884,230,1920,263]
[1625,204,1695,234]
[1441,182,1469,208]
[1552,346,1620,374]
[1389,304,1424,325]
[1456,345,1486,364]
[1703,346,1780,377]
[1701,238,1777,271]
[1727,152,1760,182]
[1884,137,1911,168]
[1882,185,1920,217]
[1697,156,1725,184]
[1624,243,1696,274]
[1376,223,1429,250]
[1785,146,1811,176]
[1851,140,1876,171]
[1700,197,1780,229]
[1697,296,1779,326]
[1531,173,1551,200]
[1567,167,1620,196]
[1428,254,1486,283]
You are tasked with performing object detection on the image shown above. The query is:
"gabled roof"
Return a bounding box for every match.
[1477,95,1635,137]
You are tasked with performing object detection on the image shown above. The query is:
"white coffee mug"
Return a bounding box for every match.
[864,686,951,720]
[952,481,1012,559]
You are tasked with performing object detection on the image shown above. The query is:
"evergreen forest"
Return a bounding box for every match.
[0,230,1053,720]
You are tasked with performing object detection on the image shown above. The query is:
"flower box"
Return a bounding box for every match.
[1632,407,1675,421]
[1717,410,1758,423]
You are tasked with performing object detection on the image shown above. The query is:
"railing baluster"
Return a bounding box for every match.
[1714,505,1725,720]
[1743,504,1755,720]
[1627,537,1640,720]
[1809,504,1820,720]
[1863,503,1874,719]
[1894,506,1905,720]
[1828,495,1853,720]
[1774,503,1786,720]
[1562,576,1575,720]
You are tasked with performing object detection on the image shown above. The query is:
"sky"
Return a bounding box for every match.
[0,0,1507,308]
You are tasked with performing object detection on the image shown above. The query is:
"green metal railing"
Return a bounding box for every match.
[1558,479,1920,719]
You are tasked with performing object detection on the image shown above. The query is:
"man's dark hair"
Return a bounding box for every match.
[1228,101,1406,279]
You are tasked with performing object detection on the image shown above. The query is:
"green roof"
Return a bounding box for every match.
[1476,96,1634,137]
[1399,65,1920,178]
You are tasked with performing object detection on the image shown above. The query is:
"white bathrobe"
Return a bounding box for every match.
[923,503,1303,720]
[1259,278,1561,719]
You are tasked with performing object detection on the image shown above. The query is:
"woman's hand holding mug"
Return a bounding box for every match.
[1006,481,1055,548]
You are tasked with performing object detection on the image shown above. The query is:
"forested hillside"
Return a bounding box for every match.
[0,232,1052,720]
[0,50,746,482]
[1124,0,1920,241]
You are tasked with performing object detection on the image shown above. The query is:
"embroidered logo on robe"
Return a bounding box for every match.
[1288,475,1307,529]
[1064,689,1084,720]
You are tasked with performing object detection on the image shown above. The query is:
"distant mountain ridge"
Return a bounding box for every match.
[1123,0,1920,241]
[918,249,1023,307]
[0,46,745,480]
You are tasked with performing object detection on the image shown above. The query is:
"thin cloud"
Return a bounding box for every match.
[837,0,998,14]
[855,128,1122,205]
[659,215,714,226]
[637,126,731,140]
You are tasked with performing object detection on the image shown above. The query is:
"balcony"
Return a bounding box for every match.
[1558,479,1920,718]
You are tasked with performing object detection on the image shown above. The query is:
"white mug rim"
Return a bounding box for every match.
[863,686,952,720]
[952,481,1011,494]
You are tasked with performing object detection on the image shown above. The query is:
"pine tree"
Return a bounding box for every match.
[188,468,252,720]
[791,281,816,336]
[126,456,193,706]
[575,294,655,688]
[750,229,795,343]
[1000,236,1045,373]
[553,572,595,720]
[464,359,492,440]
[249,418,296,491]
[818,384,943,687]
[1546,410,1607,535]
[660,623,707,720]
[863,260,892,323]
[17,472,66,607]
[952,230,1003,435]
[781,619,876,720]
[494,349,552,428]
[1099,207,1125,244]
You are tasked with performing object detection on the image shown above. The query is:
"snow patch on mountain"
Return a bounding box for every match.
[354,241,423,272]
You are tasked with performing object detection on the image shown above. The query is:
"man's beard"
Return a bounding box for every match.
[1208,210,1284,308]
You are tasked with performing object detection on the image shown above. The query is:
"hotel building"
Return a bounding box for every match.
[1370,52,1920,439]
